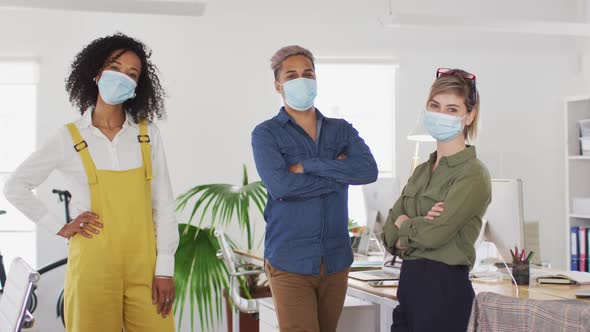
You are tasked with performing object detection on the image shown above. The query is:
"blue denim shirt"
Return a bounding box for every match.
[252,108,378,275]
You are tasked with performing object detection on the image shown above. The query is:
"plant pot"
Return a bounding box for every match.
[224,285,272,332]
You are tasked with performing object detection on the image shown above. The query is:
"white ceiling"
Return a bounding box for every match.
[0,0,207,16]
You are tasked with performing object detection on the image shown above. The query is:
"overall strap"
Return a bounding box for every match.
[66,123,98,185]
[138,119,153,181]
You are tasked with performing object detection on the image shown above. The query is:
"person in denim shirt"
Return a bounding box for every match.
[252,45,378,332]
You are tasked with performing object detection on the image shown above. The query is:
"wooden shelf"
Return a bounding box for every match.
[569,213,590,219]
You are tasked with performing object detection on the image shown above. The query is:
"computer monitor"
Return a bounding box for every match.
[358,177,401,255]
[477,179,525,263]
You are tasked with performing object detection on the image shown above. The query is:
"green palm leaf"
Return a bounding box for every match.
[175,165,267,250]
[174,165,268,331]
[174,224,229,332]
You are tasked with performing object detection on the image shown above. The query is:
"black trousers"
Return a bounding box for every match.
[391,259,474,332]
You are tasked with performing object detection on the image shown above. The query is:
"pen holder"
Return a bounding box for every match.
[512,262,530,285]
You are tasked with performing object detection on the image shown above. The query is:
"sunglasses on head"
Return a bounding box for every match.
[436,68,478,106]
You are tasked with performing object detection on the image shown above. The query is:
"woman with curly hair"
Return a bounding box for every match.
[4,33,177,331]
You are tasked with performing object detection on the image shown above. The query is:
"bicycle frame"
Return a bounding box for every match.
[0,252,6,292]
[0,210,6,290]
[52,190,72,223]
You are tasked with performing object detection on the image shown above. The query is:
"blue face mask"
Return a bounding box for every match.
[423,111,465,142]
[281,78,317,111]
[97,70,137,105]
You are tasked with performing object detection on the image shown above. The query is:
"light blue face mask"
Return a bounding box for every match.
[423,111,466,142]
[281,77,317,111]
[97,70,137,105]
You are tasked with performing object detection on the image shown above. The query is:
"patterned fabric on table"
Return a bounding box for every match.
[467,292,590,332]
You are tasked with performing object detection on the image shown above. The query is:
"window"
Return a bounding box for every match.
[0,60,39,269]
[315,61,396,226]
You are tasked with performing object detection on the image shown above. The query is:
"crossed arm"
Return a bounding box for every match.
[251,123,378,200]
[297,123,378,185]
[382,173,490,253]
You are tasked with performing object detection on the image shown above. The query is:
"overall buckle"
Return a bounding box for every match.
[74,141,88,152]
[138,135,150,143]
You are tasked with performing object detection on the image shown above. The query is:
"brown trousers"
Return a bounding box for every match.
[264,260,350,332]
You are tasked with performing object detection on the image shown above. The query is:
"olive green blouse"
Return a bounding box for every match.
[382,146,491,268]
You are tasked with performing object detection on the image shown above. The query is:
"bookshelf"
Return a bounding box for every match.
[564,96,590,270]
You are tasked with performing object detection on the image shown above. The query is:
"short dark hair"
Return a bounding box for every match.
[65,32,166,122]
[270,45,315,80]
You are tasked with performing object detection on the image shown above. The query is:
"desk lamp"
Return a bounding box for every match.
[407,111,435,172]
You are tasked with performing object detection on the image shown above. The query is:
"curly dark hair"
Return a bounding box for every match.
[65,32,166,122]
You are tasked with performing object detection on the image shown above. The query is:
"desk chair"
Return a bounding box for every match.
[468,292,590,332]
[0,258,40,332]
[214,230,267,332]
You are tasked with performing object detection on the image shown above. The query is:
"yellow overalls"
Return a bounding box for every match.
[64,119,175,332]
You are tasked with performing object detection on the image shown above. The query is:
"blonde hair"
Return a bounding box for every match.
[270,45,315,80]
[428,69,480,141]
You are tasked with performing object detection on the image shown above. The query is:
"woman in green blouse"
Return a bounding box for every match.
[383,68,492,332]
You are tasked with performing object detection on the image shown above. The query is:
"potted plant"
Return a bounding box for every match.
[174,165,268,332]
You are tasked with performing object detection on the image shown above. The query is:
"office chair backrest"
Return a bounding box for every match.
[215,229,237,274]
[0,258,40,332]
[214,230,261,314]
[467,292,590,332]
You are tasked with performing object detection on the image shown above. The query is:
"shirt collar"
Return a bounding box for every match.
[429,145,477,168]
[276,106,324,127]
[80,107,138,129]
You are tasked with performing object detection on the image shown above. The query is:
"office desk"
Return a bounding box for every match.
[348,277,590,301]
[346,275,587,330]
[234,250,590,331]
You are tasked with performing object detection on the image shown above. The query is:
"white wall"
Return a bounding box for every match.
[0,0,586,331]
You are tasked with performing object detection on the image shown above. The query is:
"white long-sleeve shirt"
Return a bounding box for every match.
[3,109,179,277]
